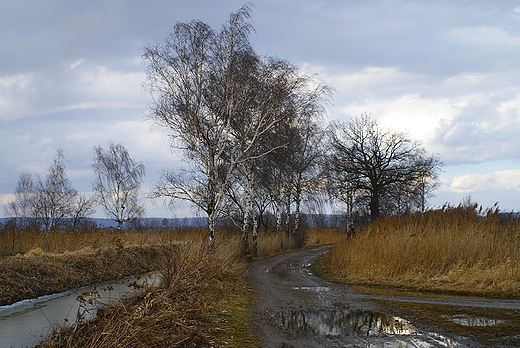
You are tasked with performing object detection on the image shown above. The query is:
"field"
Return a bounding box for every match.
[0,222,345,347]
[3,206,520,346]
[320,205,520,298]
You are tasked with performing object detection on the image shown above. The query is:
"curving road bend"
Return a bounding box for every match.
[247,246,520,348]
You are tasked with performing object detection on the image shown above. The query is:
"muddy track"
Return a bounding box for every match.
[247,246,520,347]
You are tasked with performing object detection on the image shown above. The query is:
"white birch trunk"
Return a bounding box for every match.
[251,183,259,257]
[240,168,253,256]
[208,211,216,248]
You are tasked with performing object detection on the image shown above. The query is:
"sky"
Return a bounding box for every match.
[1,0,520,218]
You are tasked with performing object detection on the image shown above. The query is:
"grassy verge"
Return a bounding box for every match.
[320,205,520,299]
[36,241,252,347]
[2,226,346,346]
[213,279,259,347]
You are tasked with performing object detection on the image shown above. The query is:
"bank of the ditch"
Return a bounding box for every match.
[34,242,258,348]
[0,244,164,306]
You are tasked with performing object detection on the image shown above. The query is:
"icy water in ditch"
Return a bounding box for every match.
[0,273,158,348]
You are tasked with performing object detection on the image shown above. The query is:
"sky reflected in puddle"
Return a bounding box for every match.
[0,273,158,348]
[444,314,505,327]
[274,308,416,337]
[292,286,330,292]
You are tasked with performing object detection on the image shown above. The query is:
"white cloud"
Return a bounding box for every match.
[74,64,146,105]
[497,92,520,117]
[447,26,520,47]
[0,61,147,121]
[0,73,32,89]
[328,67,420,96]
[68,59,86,71]
[0,193,14,208]
[446,168,520,194]
[0,73,36,121]
[345,94,458,143]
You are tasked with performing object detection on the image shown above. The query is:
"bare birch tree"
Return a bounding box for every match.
[144,5,309,247]
[92,142,145,229]
[33,149,79,231]
[5,172,34,227]
[6,150,94,231]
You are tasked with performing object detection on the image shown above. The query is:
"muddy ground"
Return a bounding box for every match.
[247,246,520,347]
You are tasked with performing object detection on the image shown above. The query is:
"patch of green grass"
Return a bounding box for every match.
[310,253,335,281]
[214,281,259,348]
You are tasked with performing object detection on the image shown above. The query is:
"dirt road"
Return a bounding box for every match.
[247,246,520,347]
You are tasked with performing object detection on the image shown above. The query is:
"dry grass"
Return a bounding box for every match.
[322,206,520,298]
[38,241,249,348]
[0,226,209,306]
[0,244,164,306]
[306,228,348,246]
[3,224,340,346]
[0,225,201,256]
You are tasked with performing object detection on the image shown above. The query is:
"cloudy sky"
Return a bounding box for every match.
[1,0,520,218]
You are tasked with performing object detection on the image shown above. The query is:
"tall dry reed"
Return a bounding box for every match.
[324,205,520,298]
[0,224,205,256]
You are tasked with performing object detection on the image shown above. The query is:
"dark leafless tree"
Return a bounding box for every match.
[5,172,34,227]
[328,113,442,222]
[70,194,95,229]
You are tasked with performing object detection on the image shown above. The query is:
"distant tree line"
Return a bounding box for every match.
[5,5,443,256]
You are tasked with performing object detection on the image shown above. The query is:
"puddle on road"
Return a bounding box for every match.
[285,263,311,268]
[274,308,416,337]
[444,314,505,327]
[292,286,330,292]
[380,300,520,346]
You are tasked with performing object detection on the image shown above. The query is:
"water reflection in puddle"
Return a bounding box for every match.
[292,286,330,292]
[444,314,505,327]
[274,308,416,337]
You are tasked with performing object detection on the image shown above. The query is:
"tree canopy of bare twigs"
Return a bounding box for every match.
[92,142,145,229]
[5,149,94,231]
[327,113,442,223]
[144,4,332,249]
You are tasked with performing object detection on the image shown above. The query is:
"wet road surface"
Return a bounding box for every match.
[247,246,515,347]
